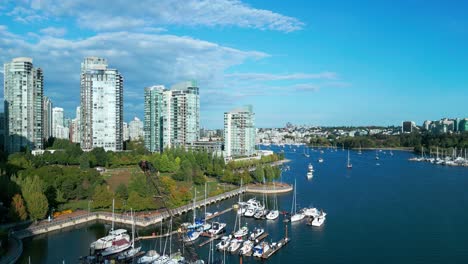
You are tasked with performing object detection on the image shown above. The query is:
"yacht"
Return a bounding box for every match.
[306,171,313,179]
[244,208,255,217]
[249,228,265,241]
[117,210,141,260]
[216,236,231,251]
[183,230,200,243]
[254,209,266,219]
[312,211,326,227]
[234,226,249,237]
[137,250,160,263]
[252,242,270,258]
[266,210,279,220]
[186,191,201,241]
[303,207,319,218]
[208,222,226,235]
[100,238,131,257]
[239,240,254,255]
[228,238,243,253]
[290,179,305,222]
[90,229,130,251]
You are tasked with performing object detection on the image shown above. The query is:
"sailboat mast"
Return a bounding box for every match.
[193,190,196,224]
[204,182,207,220]
[111,198,115,231]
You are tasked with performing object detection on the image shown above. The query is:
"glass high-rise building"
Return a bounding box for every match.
[144,81,200,152]
[80,57,123,151]
[42,96,53,141]
[224,105,256,158]
[3,57,44,153]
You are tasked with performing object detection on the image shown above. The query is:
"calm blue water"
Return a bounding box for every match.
[19,146,468,263]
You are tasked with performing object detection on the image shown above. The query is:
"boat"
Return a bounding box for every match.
[375,150,380,160]
[307,163,314,179]
[117,210,141,260]
[311,210,327,227]
[347,149,353,169]
[254,209,267,219]
[152,255,170,264]
[253,242,270,258]
[308,163,313,171]
[318,157,324,163]
[185,190,201,241]
[228,238,243,253]
[90,199,130,251]
[303,207,319,217]
[208,222,226,235]
[290,179,305,222]
[239,240,254,255]
[306,171,313,179]
[202,183,212,231]
[244,208,255,217]
[249,228,265,241]
[266,210,279,220]
[137,250,160,263]
[216,236,231,251]
[358,145,362,155]
[101,238,131,257]
[234,226,249,237]
[266,181,280,220]
[303,147,310,158]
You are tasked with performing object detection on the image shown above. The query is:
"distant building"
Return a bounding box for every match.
[80,57,123,151]
[402,121,416,133]
[186,141,223,153]
[128,117,144,140]
[42,96,53,141]
[459,119,468,132]
[52,107,65,138]
[144,81,200,152]
[423,120,432,131]
[123,122,129,141]
[3,57,44,153]
[224,105,256,158]
[70,106,81,143]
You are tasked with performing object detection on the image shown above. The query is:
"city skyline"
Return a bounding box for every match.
[0,1,468,128]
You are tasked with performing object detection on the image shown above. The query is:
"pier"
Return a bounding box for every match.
[261,237,290,259]
[13,187,246,239]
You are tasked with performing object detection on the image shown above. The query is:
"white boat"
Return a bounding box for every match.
[266,210,279,220]
[137,250,160,263]
[239,240,254,255]
[216,236,231,251]
[308,163,313,171]
[185,190,201,242]
[90,199,130,251]
[244,208,255,217]
[306,171,313,179]
[318,158,324,163]
[117,210,141,260]
[101,238,131,257]
[249,228,265,241]
[152,255,170,264]
[312,211,326,227]
[253,242,270,258]
[228,238,243,253]
[290,179,304,222]
[202,183,212,232]
[183,230,200,243]
[303,207,319,218]
[347,149,353,169]
[253,209,266,219]
[208,222,226,235]
[234,226,249,237]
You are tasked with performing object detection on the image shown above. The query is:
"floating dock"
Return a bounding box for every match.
[198,234,222,247]
[261,238,290,259]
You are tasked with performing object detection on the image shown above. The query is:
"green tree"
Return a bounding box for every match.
[27,192,49,221]
[79,153,90,169]
[92,185,113,209]
[9,194,28,221]
[115,183,129,200]
[253,166,265,182]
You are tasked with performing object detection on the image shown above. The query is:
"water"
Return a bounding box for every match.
[19,146,468,263]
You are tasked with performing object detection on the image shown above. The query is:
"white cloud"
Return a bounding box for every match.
[225,71,337,81]
[0,28,268,118]
[39,26,66,37]
[13,0,304,32]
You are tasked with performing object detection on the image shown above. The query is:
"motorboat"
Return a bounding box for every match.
[244,208,255,217]
[290,213,305,222]
[265,210,279,220]
[117,246,142,261]
[216,236,231,251]
[202,222,212,231]
[137,250,160,263]
[183,230,200,243]
[249,228,265,241]
[101,238,131,257]
[228,238,243,253]
[252,242,270,258]
[303,207,319,218]
[233,226,249,237]
[208,222,226,235]
[152,255,170,264]
[90,229,130,250]
[312,211,326,227]
[254,209,266,219]
[239,240,254,255]
[308,163,313,171]
[306,171,313,179]
[318,157,324,163]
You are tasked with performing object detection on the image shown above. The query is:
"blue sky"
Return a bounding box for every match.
[0,0,467,128]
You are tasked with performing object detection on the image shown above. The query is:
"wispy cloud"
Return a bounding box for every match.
[39,26,66,37]
[11,0,304,32]
[225,71,337,81]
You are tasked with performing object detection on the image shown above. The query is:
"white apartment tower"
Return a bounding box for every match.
[3,57,44,153]
[144,81,200,152]
[224,105,256,158]
[52,107,64,138]
[129,117,144,140]
[80,57,123,151]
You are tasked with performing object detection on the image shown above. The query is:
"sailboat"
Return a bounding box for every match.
[290,179,305,222]
[347,149,353,169]
[117,209,142,260]
[358,145,362,155]
[266,182,279,220]
[184,191,201,242]
[202,183,212,231]
[90,199,130,251]
[303,147,310,158]
[375,150,380,160]
[307,163,314,179]
[234,182,249,237]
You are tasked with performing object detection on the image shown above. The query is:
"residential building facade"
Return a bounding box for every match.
[129,117,144,140]
[3,57,43,153]
[80,57,123,151]
[224,105,256,158]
